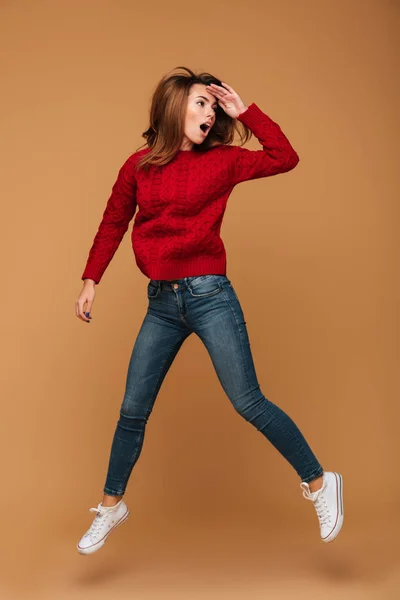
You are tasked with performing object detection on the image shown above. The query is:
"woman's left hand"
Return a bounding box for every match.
[206,82,248,119]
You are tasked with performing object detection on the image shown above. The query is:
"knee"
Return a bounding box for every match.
[118,411,148,433]
[231,388,269,419]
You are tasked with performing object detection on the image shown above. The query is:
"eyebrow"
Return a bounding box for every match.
[196,95,218,107]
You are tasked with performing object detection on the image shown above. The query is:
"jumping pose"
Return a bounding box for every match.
[75,66,344,555]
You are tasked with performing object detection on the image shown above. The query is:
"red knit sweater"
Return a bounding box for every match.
[81,102,299,283]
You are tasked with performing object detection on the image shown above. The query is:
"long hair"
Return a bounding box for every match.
[134,66,252,172]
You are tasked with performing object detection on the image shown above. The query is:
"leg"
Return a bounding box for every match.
[103,309,191,498]
[197,281,344,544]
[193,280,323,483]
[77,284,193,555]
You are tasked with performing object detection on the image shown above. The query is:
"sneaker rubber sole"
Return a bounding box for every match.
[77,507,130,555]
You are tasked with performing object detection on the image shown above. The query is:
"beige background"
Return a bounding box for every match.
[1,0,399,598]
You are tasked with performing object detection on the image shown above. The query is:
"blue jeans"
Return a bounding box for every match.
[104,275,323,496]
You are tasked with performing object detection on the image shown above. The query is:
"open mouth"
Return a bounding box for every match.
[200,122,211,133]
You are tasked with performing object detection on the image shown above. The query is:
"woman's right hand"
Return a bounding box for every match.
[76,279,96,323]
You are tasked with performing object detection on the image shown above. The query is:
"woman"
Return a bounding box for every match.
[75,66,344,555]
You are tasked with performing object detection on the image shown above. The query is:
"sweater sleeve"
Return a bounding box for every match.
[229,103,300,186]
[81,155,138,284]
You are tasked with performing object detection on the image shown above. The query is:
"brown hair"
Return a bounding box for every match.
[134,66,252,172]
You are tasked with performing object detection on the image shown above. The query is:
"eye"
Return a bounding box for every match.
[197,100,218,112]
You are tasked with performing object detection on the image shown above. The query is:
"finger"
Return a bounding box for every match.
[75,300,82,319]
[82,306,92,321]
[78,299,91,322]
[208,89,230,105]
[220,81,235,92]
[207,84,228,96]
[85,301,93,320]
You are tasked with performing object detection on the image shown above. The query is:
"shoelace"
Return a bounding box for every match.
[87,504,111,539]
[300,485,331,526]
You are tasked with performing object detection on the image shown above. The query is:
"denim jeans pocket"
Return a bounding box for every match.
[188,275,223,298]
[147,280,161,299]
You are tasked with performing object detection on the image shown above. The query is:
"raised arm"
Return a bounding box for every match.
[81,155,138,284]
[205,82,299,186]
[230,102,300,185]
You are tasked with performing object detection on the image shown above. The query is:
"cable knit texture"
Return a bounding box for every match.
[81,102,299,283]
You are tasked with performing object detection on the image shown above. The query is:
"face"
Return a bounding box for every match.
[180,83,218,151]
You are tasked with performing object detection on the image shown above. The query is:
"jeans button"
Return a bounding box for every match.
[173,283,178,289]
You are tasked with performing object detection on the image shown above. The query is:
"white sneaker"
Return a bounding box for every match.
[300,471,344,543]
[77,498,129,555]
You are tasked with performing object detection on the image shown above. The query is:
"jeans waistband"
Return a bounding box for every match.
[150,274,228,290]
